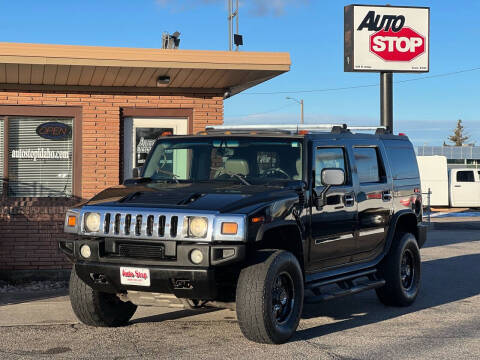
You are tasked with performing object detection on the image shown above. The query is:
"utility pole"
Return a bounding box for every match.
[286,97,304,124]
[300,99,304,125]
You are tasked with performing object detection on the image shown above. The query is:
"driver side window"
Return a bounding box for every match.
[315,147,346,187]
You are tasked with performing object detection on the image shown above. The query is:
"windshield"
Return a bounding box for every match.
[142,137,303,185]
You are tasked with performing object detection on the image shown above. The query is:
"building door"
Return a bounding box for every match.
[123,117,188,180]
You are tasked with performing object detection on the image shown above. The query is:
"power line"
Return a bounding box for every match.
[227,102,295,118]
[241,66,480,95]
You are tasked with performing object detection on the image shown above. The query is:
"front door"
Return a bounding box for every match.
[450,169,480,207]
[123,117,188,181]
[309,142,358,271]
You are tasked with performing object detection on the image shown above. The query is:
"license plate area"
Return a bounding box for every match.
[120,266,151,287]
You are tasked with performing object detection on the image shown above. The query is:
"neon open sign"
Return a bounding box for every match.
[36,122,72,140]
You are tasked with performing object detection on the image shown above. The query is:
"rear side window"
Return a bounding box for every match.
[457,171,475,182]
[384,140,419,180]
[353,147,382,183]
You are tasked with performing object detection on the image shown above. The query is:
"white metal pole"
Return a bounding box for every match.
[228,0,232,51]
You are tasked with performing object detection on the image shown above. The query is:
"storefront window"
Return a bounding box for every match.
[7,117,73,197]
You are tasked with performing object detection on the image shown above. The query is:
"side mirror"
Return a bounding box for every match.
[321,168,345,186]
[314,168,345,209]
[132,167,142,178]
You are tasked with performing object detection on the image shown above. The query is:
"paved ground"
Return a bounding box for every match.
[1,222,479,360]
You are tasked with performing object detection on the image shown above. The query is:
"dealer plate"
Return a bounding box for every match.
[120,266,151,287]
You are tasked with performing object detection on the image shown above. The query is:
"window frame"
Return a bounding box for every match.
[0,106,82,198]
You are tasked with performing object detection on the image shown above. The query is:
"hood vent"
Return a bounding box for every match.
[177,193,204,205]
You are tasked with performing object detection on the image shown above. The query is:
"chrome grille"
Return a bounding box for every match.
[79,207,218,241]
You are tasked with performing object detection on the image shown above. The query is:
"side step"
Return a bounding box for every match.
[304,269,385,304]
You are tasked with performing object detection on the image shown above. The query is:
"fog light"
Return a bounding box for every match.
[190,249,203,264]
[80,244,91,259]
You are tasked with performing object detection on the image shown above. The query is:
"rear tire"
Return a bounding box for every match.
[69,266,137,327]
[236,250,304,344]
[376,232,421,306]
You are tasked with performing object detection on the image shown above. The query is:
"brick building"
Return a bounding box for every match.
[0,42,290,279]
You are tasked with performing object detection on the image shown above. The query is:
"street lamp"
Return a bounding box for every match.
[286,97,304,124]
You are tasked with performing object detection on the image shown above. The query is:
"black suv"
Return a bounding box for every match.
[60,124,427,344]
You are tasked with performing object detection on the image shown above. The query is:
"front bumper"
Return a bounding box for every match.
[59,238,245,299]
[74,261,219,299]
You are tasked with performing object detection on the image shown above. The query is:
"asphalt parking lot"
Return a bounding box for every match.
[1,220,479,360]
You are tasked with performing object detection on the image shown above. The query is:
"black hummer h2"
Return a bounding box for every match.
[60,124,427,344]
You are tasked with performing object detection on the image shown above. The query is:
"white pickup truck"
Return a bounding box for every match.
[417,155,480,207]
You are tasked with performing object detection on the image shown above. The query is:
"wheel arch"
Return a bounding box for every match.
[386,210,419,251]
[255,222,305,272]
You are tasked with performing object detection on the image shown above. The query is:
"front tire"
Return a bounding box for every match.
[69,266,137,327]
[376,232,421,306]
[236,250,304,344]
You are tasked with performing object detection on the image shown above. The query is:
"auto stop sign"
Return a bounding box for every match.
[344,5,429,72]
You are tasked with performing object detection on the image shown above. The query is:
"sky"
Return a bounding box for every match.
[0,0,478,146]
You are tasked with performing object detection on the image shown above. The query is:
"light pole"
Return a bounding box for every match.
[286,97,304,124]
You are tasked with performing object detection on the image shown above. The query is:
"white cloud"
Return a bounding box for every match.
[156,0,309,17]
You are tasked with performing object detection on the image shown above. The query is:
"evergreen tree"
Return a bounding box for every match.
[447,119,470,146]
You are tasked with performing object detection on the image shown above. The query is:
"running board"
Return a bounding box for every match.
[304,268,385,304]
[304,279,385,303]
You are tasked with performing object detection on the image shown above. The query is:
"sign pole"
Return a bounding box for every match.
[380,72,393,132]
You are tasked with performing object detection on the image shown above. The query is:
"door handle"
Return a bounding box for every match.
[382,191,392,201]
[344,193,355,206]
[454,185,461,188]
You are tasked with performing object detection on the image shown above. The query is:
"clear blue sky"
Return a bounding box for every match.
[0,0,478,146]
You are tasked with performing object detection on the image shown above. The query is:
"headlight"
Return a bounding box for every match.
[84,212,101,233]
[188,217,208,238]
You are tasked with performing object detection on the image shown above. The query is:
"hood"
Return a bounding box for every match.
[81,181,304,214]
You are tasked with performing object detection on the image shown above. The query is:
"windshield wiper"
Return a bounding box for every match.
[211,167,251,186]
[154,169,180,183]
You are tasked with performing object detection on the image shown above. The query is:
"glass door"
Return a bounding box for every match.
[123,117,188,181]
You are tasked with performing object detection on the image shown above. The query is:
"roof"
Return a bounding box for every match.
[0,42,291,94]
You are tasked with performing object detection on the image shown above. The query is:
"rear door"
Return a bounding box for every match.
[450,170,480,207]
[309,140,358,270]
[350,141,393,262]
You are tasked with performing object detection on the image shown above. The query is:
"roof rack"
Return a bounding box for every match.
[205,124,389,135]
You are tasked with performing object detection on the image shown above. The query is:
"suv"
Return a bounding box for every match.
[60,124,427,344]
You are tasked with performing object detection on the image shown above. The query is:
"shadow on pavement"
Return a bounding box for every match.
[0,289,69,306]
[423,226,480,248]
[295,252,480,342]
[132,307,221,324]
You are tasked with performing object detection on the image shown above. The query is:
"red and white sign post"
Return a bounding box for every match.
[344,5,430,131]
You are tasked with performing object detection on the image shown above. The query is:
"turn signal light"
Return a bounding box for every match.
[251,216,265,223]
[221,222,238,235]
[67,216,76,227]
